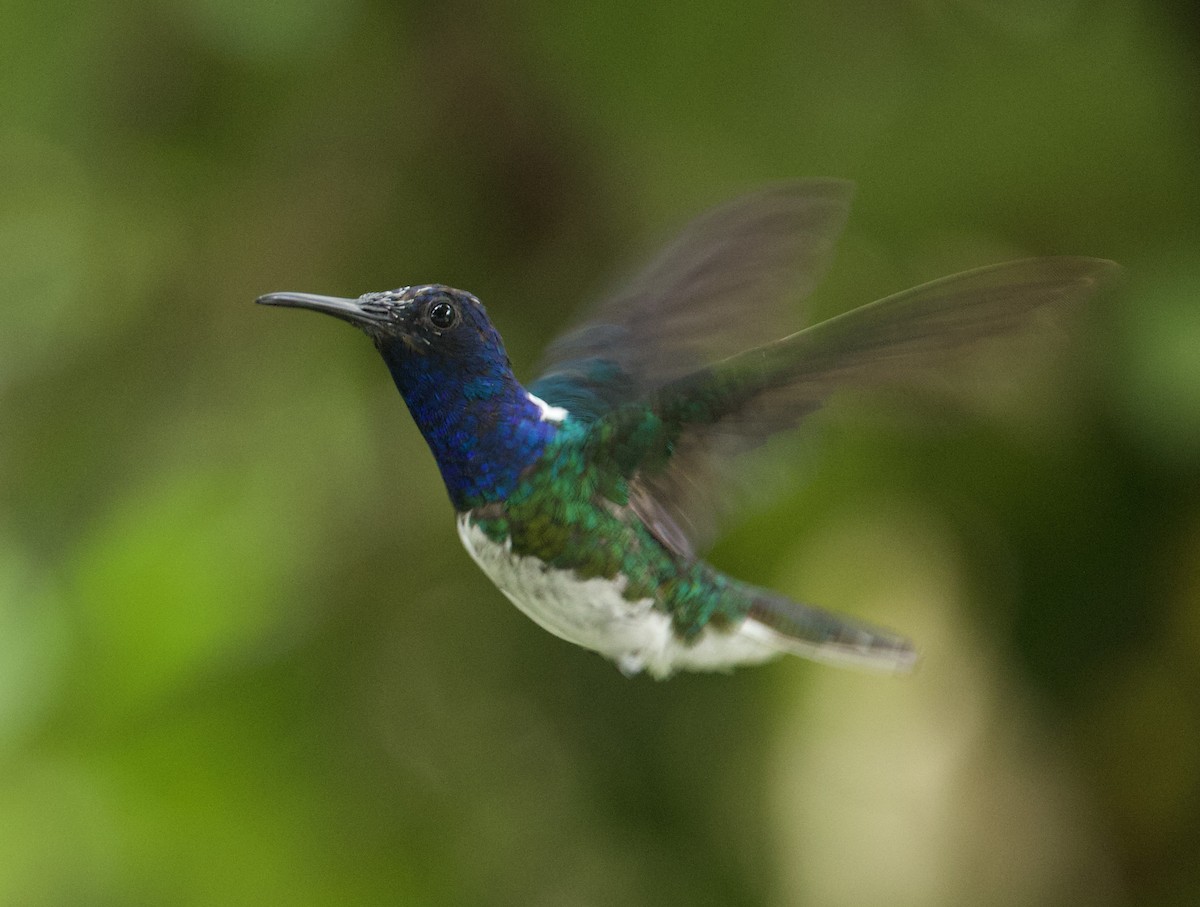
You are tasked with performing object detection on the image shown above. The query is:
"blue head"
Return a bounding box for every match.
[258,284,560,511]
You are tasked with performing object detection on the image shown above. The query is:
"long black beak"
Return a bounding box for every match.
[256,292,375,327]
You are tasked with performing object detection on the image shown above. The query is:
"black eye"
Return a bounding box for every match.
[427,299,458,330]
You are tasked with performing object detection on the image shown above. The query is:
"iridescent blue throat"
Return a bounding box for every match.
[378,340,558,511]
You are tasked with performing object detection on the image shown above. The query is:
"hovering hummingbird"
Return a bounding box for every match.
[259,181,1114,678]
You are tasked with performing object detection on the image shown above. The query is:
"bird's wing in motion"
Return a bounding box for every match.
[529,180,854,422]
[530,181,1116,558]
[604,257,1118,557]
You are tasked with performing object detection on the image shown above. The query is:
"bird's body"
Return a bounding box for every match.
[452,400,883,677]
[456,500,783,678]
[259,181,1115,678]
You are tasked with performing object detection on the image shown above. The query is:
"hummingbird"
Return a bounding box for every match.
[258,181,1115,679]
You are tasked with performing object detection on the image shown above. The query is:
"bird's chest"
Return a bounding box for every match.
[455,513,672,674]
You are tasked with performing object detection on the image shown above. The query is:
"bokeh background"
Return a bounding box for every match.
[3,1,1200,904]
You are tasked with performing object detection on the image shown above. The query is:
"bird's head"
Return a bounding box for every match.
[256,283,509,371]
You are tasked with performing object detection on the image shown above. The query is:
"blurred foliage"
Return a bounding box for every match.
[2,0,1200,904]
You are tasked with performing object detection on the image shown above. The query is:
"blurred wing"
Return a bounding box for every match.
[529,180,855,421]
[632,257,1119,556]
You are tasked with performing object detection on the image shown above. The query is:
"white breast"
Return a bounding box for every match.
[456,515,781,678]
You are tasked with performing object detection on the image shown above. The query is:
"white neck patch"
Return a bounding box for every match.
[527,392,568,423]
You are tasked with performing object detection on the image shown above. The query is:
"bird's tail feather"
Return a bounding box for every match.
[745,590,919,673]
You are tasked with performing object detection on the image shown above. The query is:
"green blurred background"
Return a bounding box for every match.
[3,1,1200,904]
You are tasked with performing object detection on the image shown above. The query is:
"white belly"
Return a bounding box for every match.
[456,515,780,678]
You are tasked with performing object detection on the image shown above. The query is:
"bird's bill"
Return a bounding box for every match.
[255,292,375,327]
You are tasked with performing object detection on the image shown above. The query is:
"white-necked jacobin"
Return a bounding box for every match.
[258,181,1115,678]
